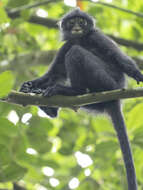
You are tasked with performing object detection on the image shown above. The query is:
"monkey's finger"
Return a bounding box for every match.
[19,86,31,93]
[19,81,34,92]
[31,88,42,94]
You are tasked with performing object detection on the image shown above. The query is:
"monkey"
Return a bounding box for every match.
[20,8,143,190]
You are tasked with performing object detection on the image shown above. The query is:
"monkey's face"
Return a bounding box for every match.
[60,14,94,40]
[66,17,87,36]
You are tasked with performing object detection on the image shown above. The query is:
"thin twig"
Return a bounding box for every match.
[90,1,143,18]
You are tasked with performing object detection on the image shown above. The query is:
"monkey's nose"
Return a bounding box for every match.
[74,28,81,31]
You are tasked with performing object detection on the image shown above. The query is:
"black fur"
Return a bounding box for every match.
[20,9,143,189]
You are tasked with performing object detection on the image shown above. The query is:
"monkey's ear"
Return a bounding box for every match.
[93,17,96,27]
[57,20,61,28]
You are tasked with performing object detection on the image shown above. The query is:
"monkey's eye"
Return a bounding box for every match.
[68,19,75,26]
[78,18,87,26]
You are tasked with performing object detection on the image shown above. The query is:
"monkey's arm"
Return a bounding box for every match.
[90,29,143,83]
[20,42,71,93]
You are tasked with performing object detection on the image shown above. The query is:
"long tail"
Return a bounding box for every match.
[108,101,137,190]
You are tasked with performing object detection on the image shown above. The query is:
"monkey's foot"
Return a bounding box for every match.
[20,81,42,94]
[43,85,60,97]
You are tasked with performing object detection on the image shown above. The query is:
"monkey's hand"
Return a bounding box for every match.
[19,81,42,94]
[134,73,143,84]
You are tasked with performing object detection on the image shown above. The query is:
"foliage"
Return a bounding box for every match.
[0,0,143,189]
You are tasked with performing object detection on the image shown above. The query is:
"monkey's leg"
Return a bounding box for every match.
[65,45,117,92]
[108,101,137,190]
[19,82,58,117]
[39,106,58,118]
[42,83,87,117]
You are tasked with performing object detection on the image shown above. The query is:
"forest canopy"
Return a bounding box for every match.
[0,0,143,190]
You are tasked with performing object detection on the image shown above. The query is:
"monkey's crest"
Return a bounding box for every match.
[60,8,94,27]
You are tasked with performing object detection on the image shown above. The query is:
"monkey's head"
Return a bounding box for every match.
[59,8,95,40]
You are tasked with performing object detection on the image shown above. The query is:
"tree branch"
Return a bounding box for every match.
[108,35,143,51]
[1,88,143,109]
[29,16,58,28]
[7,10,58,29]
[6,0,60,15]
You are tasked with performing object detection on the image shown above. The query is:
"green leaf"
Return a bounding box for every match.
[1,0,9,6]
[127,103,143,129]
[77,177,99,190]
[0,144,12,165]
[59,144,74,155]
[0,117,18,137]
[95,141,118,158]
[7,0,29,8]
[133,127,143,148]
[21,10,31,20]
[0,71,14,98]
[0,162,27,182]
[0,7,9,24]
[11,135,28,160]
[27,130,52,154]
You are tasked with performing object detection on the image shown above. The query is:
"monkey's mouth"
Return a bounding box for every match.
[72,30,83,34]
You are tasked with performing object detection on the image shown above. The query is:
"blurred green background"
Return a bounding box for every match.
[0,0,143,189]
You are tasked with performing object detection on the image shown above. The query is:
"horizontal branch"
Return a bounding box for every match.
[6,0,59,14]
[29,16,58,28]
[1,88,143,108]
[108,35,143,51]
[7,10,58,28]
